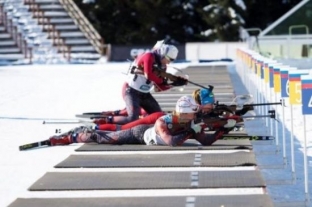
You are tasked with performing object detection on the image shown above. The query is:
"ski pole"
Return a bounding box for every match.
[42,120,94,125]
[0,116,75,121]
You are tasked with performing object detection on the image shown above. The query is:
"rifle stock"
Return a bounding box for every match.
[200,117,229,127]
[156,70,213,90]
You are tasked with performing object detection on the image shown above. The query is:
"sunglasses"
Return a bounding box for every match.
[165,55,175,62]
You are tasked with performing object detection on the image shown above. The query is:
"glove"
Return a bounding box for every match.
[224,119,236,128]
[191,122,202,134]
[171,76,188,86]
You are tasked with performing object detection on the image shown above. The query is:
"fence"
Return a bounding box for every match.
[237,48,312,207]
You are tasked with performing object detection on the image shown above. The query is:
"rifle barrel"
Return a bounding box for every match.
[244,102,281,107]
[187,80,211,90]
[242,115,273,119]
[158,70,211,90]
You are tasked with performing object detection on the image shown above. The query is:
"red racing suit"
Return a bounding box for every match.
[97,111,165,131]
[106,52,171,125]
[65,114,231,146]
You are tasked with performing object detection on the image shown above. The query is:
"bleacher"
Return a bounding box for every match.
[0,0,104,65]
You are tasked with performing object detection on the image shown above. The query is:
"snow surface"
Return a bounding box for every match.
[0,61,311,207]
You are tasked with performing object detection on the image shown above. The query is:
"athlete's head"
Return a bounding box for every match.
[175,95,199,122]
[192,88,215,113]
[157,44,178,64]
[152,40,165,51]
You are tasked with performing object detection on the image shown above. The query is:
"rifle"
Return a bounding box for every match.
[155,69,213,90]
[213,99,283,115]
[198,110,276,130]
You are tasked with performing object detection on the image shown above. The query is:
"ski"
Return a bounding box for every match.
[19,140,51,151]
[75,114,109,119]
[220,135,274,141]
[43,119,94,125]
[82,112,104,116]
[76,110,173,119]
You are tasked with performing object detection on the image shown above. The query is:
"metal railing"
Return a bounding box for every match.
[58,0,106,55]
[289,24,310,58]
[24,0,71,60]
[0,4,32,62]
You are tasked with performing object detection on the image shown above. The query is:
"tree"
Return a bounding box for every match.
[73,0,302,44]
[199,0,247,41]
[74,0,208,44]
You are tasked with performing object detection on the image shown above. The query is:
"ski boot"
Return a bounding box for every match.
[49,135,72,146]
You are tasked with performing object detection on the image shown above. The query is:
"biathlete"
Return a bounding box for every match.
[49,95,237,146]
[94,43,188,126]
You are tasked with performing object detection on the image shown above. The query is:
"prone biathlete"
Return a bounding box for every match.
[49,95,237,146]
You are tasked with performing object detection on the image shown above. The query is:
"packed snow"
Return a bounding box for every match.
[0,61,311,207]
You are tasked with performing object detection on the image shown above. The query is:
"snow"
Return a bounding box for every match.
[234,0,247,10]
[0,60,311,207]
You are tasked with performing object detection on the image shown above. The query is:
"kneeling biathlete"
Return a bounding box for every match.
[49,95,236,146]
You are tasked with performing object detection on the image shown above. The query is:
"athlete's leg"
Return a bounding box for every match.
[93,125,151,144]
[140,93,162,114]
[121,112,165,130]
[109,87,141,124]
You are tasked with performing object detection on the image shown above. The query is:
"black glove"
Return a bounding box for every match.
[171,77,188,86]
[162,77,169,85]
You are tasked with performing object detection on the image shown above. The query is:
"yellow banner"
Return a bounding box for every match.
[251,59,255,72]
[289,81,301,105]
[274,72,281,92]
[264,65,269,83]
[256,62,261,77]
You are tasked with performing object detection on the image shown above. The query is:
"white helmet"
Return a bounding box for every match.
[152,40,165,50]
[175,95,199,113]
[159,44,178,61]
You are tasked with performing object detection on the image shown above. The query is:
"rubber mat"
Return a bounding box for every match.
[75,140,252,152]
[185,65,229,71]
[9,195,274,207]
[28,170,265,191]
[55,152,257,168]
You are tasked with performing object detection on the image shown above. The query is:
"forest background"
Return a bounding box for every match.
[74,0,302,44]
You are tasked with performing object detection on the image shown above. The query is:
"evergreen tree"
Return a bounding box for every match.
[74,0,302,44]
[200,0,247,41]
[74,0,208,44]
